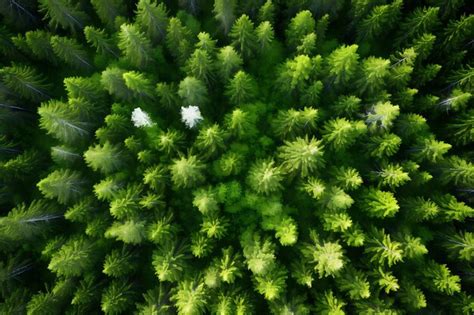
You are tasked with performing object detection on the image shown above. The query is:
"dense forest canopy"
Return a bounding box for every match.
[0,0,473,314]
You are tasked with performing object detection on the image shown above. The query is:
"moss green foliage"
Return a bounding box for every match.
[0,1,473,314]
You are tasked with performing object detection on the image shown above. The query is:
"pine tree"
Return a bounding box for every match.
[411,137,452,163]
[38,100,92,144]
[170,154,205,189]
[101,67,131,100]
[84,142,126,174]
[357,0,402,41]
[359,188,399,218]
[365,228,403,267]
[216,45,243,80]
[272,107,319,139]
[39,0,88,31]
[101,280,134,314]
[103,247,137,277]
[253,265,287,301]
[84,26,119,58]
[422,261,461,295]
[166,17,192,64]
[185,49,214,83]
[50,35,93,70]
[123,71,154,99]
[247,159,283,195]
[0,200,59,244]
[229,15,256,58]
[0,64,50,101]
[303,238,345,278]
[286,10,315,49]
[105,220,147,244]
[322,118,366,150]
[278,136,324,177]
[118,23,153,68]
[91,0,126,30]
[213,0,236,34]
[326,44,359,86]
[171,277,207,314]
[365,101,400,130]
[135,0,169,43]
[396,7,440,46]
[225,70,258,105]
[440,155,474,187]
[447,110,474,145]
[314,290,346,315]
[255,21,275,54]
[177,76,208,106]
[195,124,225,156]
[357,57,390,95]
[23,30,58,63]
[48,237,96,276]
[153,240,189,283]
[37,169,87,204]
[337,266,371,300]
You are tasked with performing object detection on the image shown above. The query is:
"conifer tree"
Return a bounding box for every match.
[50,35,93,70]
[38,100,92,144]
[178,76,208,105]
[216,46,243,80]
[84,26,119,58]
[170,154,205,189]
[135,0,169,43]
[1,2,473,314]
[326,44,359,86]
[229,14,256,58]
[0,64,50,101]
[118,24,153,68]
[286,10,315,49]
[213,0,236,34]
[37,169,87,204]
[225,70,258,105]
[0,200,59,244]
[278,136,325,177]
[39,0,88,31]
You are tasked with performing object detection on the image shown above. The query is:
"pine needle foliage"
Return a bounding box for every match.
[0,1,473,314]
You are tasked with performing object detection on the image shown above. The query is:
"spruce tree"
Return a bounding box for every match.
[1,1,473,314]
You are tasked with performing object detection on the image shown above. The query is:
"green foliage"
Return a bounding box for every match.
[101,280,133,314]
[136,0,168,43]
[225,70,257,105]
[84,142,126,174]
[178,76,208,105]
[171,277,207,314]
[229,14,256,57]
[247,159,283,195]
[105,220,147,244]
[170,155,205,188]
[365,229,404,267]
[278,136,324,177]
[37,169,87,204]
[0,200,59,244]
[118,24,153,68]
[286,10,315,48]
[0,64,50,101]
[1,2,472,314]
[51,35,92,69]
[216,45,243,80]
[39,0,88,31]
[48,237,96,276]
[357,0,402,41]
[213,0,236,34]
[326,44,359,86]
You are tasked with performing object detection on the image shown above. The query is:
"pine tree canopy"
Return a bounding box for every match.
[0,1,473,314]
